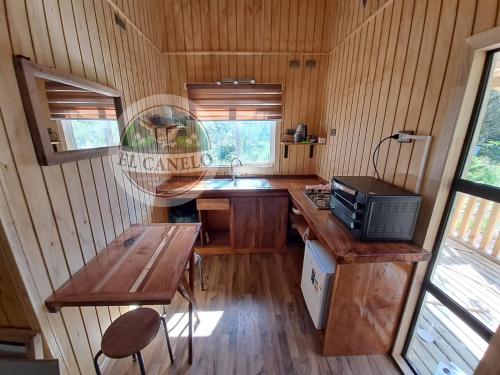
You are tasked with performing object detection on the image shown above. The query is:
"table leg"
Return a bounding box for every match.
[188,251,194,364]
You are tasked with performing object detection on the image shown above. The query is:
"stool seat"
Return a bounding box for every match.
[101,308,160,359]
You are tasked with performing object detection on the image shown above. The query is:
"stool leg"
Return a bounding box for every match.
[161,315,174,364]
[137,351,146,375]
[93,350,103,375]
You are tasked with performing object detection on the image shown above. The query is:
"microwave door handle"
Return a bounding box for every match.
[333,182,356,196]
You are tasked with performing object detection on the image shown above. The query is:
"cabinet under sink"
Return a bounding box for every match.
[195,193,288,254]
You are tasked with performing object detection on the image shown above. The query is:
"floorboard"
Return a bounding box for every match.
[102,242,400,375]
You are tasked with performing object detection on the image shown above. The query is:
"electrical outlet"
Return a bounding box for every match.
[397,130,415,143]
[330,128,337,136]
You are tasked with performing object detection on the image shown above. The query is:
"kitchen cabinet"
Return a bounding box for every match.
[230,196,288,249]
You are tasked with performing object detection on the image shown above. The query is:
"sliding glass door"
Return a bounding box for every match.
[403,50,500,375]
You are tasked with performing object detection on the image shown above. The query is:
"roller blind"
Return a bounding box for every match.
[186,83,283,121]
[45,81,117,120]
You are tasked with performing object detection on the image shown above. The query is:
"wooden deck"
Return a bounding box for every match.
[406,238,497,375]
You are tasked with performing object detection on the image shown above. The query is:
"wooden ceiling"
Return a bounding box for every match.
[161,0,335,54]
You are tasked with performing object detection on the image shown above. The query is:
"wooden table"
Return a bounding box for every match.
[45,223,201,364]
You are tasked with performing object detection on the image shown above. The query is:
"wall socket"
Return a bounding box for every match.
[330,128,337,136]
[396,130,415,143]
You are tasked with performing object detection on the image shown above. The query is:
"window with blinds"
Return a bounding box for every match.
[185,83,283,121]
[45,81,117,120]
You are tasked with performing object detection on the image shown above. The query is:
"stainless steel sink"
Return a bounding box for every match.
[203,178,271,189]
[202,178,233,188]
[232,178,271,189]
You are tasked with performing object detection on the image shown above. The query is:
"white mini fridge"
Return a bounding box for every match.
[301,240,336,329]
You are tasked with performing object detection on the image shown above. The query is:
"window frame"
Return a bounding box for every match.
[402,48,500,372]
[202,119,280,171]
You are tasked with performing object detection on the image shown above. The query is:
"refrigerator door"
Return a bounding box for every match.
[300,240,336,329]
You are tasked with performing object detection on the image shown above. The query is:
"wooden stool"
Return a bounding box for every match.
[93,308,174,375]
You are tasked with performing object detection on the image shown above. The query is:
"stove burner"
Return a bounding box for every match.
[304,191,331,210]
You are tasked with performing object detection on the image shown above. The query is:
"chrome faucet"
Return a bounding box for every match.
[230,157,242,180]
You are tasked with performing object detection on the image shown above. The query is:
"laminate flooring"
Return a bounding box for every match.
[103,242,400,375]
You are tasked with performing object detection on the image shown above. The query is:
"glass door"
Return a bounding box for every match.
[403,49,500,375]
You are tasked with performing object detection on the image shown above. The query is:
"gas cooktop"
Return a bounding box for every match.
[304,191,331,210]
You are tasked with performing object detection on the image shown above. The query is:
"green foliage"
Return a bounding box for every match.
[465,156,500,188]
[464,89,500,187]
[68,119,120,149]
[203,121,273,166]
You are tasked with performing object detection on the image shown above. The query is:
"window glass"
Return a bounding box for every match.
[406,293,488,375]
[462,51,500,188]
[61,119,121,151]
[203,120,275,166]
[430,192,500,332]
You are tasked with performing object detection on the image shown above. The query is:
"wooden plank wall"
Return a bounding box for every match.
[0,0,166,374]
[316,0,500,244]
[0,227,32,329]
[162,0,334,175]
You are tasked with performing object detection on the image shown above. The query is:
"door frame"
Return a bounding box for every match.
[392,26,500,374]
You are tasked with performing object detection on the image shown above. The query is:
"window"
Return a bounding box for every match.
[203,120,276,167]
[60,119,121,151]
[186,83,283,170]
[403,50,500,375]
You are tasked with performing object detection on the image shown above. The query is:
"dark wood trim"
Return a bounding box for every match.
[13,55,125,165]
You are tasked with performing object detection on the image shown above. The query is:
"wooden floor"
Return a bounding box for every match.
[406,239,496,375]
[102,242,400,375]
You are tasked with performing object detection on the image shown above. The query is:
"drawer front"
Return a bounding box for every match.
[196,198,230,211]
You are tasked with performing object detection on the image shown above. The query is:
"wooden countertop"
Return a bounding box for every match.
[288,185,431,264]
[156,175,322,197]
[156,176,430,264]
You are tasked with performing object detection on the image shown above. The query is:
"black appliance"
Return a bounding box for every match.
[330,176,421,241]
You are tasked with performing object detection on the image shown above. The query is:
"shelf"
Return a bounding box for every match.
[281,142,325,158]
[290,213,309,242]
[196,229,231,255]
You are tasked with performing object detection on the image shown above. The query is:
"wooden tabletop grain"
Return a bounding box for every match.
[45,223,201,312]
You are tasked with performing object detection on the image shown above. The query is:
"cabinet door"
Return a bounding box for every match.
[257,196,288,249]
[230,197,258,249]
[230,196,289,249]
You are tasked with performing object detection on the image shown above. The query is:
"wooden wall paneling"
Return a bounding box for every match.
[0,230,31,328]
[0,169,71,370]
[100,1,134,234]
[410,0,480,243]
[364,1,401,178]
[336,32,359,174]
[358,8,392,176]
[61,0,117,360]
[108,3,142,224]
[326,31,347,176]
[51,0,114,352]
[345,24,369,176]
[0,0,167,372]
[317,0,500,246]
[4,1,98,373]
[383,0,426,183]
[392,0,443,188]
[370,0,413,180]
[353,14,382,176]
[120,11,149,222]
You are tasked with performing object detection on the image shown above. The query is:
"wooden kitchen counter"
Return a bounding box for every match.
[288,185,431,264]
[156,175,321,197]
[156,176,430,264]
